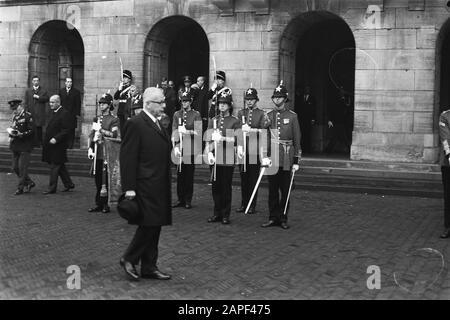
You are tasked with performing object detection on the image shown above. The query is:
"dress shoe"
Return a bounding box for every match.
[236,206,245,213]
[185,203,192,209]
[119,258,139,281]
[43,190,56,195]
[222,218,230,225]
[25,181,35,193]
[62,183,75,192]
[280,222,290,230]
[14,189,24,195]
[141,269,171,280]
[88,206,102,212]
[261,220,278,228]
[207,215,221,223]
[440,228,450,239]
[172,201,185,208]
[247,207,256,215]
[102,205,110,214]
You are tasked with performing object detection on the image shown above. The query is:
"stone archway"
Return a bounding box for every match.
[144,15,209,91]
[280,11,355,157]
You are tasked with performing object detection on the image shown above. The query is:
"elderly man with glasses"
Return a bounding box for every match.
[119,87,172,281]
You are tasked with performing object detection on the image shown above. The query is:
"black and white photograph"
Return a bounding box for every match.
[1,0,450,304]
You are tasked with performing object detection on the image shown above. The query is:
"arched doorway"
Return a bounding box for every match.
[438,19,450,115]
[280,11,355,158]
[29,20,84,97]
[144,16,209,108]
[29,20,84,147]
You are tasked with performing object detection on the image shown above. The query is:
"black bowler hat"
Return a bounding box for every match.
[123,70,132,80]
[216,70,226,81]
[8,99,22,109]
[117,194,141,222]
[183,75,192,83]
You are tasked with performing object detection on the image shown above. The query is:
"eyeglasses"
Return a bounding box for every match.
[149,100,166,104]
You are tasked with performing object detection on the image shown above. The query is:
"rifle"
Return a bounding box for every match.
[242,89,247,172]
[178,116,182,172]
[92,94,99,175]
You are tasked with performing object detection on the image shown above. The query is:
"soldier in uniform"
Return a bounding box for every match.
[262,83,301,230]
[114,69,133,132]
[7,99,36,195]
[438,109,450,239]
[127,85,143,120]
[205,88,243,224]
[172,90,202,209]
[178,76,193,103]
[87,93,120,214]
[236,88,270,214]
[207,71,226,119]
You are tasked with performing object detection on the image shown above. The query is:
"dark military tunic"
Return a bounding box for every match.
[206,113,241,220]
[439,109,450,229]
[265,107,302,224]
[127,94,143,119]
[9,110,34,153]
[88,113,120,208]
[172,108,202,205]
[236,106,270,211]
[114,85,131,130]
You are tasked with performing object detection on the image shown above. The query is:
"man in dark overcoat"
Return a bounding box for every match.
[119,87,172,281]
[24,75,49,147]
[42,95,75,194]
[59,77,81,149]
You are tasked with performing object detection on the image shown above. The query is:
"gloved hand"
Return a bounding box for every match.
[237,145,244,159]
[208,152,215,165]
[125,190,136,199]
[241,123,251,133]
[93,131,102,142]
[174,146,182,158]
[119,81,124,91]
[88,148,95,160]
[178,125,187,135]
[191,83,199,90]
[211,82,218,91]
[212,130,222,142]
[292,164,300,172]
[261,157,272,167]
[92,121,101,131]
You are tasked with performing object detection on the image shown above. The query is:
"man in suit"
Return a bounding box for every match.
[59,77,81,149]
[191,76,209,136]
[119,87,172,281]
[24,75,49,147]
[438,109,450,239]
[41,95,75,194]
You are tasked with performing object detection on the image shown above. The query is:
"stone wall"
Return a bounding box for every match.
[0,0,449,163]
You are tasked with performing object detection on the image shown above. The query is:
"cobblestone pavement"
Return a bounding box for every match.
[1,171,450,300]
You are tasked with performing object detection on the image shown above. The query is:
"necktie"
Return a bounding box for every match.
[155,119,161,131]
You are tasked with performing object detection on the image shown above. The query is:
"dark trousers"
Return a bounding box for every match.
[48,163,73,192]
[239,163,260,210]
[441,166,450,229]
[12,151,33,190]
[34,126,43,147]
[67,128,75,149]
[268,169,292,223]
[94,159,108,207]
[176,163,195,204]
[325,123,350,153]
[118,115,126,134]
[212,166,234,219]
[123,226,161,273]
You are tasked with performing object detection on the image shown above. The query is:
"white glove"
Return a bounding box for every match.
[119,81,124,91]
[88,148,95,160]
[125,190,136,199]
[261,157,272,167]
[191,83,199,90]
[174,146,182,157]
[178,125,187,135]
[211,82,218,91]
[93,131,102,142]
[212,130,222,142]
[241,123,251,133]
[92,121,101,131]
[237,145,244,159]
[292,164,300,172]
[208,152,215,165]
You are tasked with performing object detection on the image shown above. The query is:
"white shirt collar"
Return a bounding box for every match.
[54,106,62,113]
[143,109,158,123]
